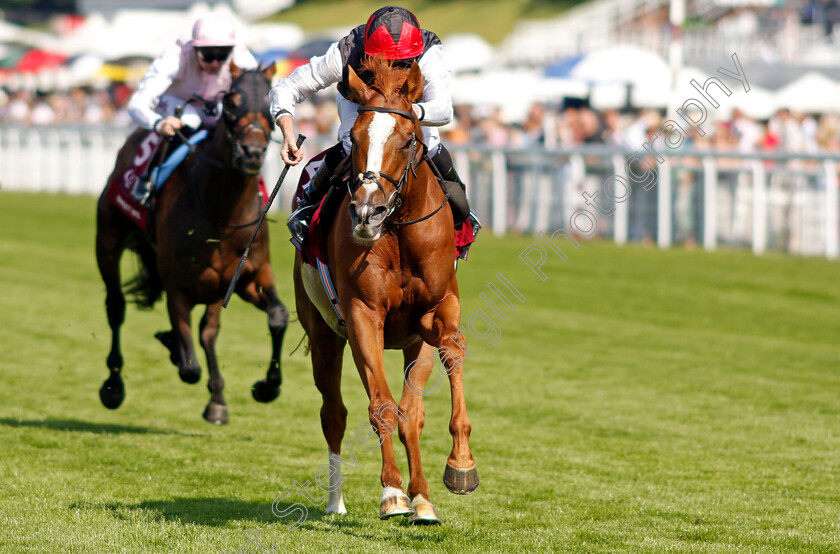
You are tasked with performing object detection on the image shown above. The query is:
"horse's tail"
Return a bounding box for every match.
[123,241,164,309]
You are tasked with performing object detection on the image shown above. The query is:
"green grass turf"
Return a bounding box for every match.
[1,191,839,552]
[266,0,583,45]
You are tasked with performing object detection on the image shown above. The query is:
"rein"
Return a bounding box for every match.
[354,105,448,227]
[171,75,273,229]
[174,90,272,171]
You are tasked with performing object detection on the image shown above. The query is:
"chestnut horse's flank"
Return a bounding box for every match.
[293,56,478,524]
[95,64,287,424]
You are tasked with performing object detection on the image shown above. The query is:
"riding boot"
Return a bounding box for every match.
[287,161,335,245]
[133,136,171,207]
[431,145,482,238]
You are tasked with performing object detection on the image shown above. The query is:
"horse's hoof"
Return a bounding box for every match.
[178,365,201,384]
[379,490,414,519]
[203,402,228,425]
[154,331,181,366]
[408,495,441,525]
[251,380,280,403]
[443,464,479,495]
[99,376,125,410]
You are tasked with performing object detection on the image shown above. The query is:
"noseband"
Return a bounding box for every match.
[353,105,448,226]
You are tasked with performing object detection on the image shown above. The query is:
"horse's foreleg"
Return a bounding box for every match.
[199,302,227,424]
[239,269,287,403]
[165,292,201,384]
[346,308,412,519]
[420,294,479,495]
[399,341,441,524]
[96,235,126,410]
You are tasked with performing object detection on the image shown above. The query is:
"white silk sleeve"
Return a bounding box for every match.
[127,41,181,130]
[269,41,344,121]
[416,44,453,127]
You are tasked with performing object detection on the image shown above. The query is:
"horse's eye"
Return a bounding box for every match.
[403,139,413,150]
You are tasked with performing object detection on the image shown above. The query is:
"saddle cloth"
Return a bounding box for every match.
[105,130,267,232]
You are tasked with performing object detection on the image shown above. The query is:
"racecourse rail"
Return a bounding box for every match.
[1,122,838,260]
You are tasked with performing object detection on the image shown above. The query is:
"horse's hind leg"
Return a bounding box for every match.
[163,292,202,385]
[295,261,349,514]
[399,341,441,525]
[239,266,287,403]
[199,301,228,424]
[311,327,349,514]
[96,200,128,409]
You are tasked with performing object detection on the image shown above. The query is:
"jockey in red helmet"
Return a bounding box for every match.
[270,5,480,245]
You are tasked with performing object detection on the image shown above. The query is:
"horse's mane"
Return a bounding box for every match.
[359,56,411,100]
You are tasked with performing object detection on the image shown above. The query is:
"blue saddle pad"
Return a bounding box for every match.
[151,129,208,191]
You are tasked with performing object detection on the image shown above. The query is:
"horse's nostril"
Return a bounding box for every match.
[242,145,265,159]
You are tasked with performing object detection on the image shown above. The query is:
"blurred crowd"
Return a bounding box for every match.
[2,82,840,156]
[0,84,134,126]
[440,103,840,157]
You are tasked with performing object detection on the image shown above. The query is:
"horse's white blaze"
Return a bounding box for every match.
[362,182,378,203]
[365,112,395,176]
[326,450,347,514]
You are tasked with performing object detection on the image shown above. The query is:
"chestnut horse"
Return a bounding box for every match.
[293,57,478,524]
[95,64,287,424]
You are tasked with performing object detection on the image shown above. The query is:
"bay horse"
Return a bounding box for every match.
[293,57,478,524]
[95,64,287,424]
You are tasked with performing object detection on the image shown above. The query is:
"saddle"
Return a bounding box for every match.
[106,129,208,232]
[106,129,270,235]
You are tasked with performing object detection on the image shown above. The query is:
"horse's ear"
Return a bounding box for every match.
[400,61,423,103]
[347,65,374,105]
[230,61,242,80]
[262,60,277,82]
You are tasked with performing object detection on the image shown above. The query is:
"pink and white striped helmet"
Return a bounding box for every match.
[192,12,236,47]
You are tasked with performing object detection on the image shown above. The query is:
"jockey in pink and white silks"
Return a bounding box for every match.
[128,12,258,138]
[269,5,480,245]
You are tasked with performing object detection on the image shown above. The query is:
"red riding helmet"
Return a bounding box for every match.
[363,6,424,60]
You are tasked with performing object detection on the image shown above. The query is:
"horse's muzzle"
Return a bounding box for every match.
[239,143,266,175]
[349,201,388,242]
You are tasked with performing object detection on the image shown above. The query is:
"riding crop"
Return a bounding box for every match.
[222,134,306,308]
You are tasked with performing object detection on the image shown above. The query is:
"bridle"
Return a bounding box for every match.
[175,71,273,173]
[220,73,273,171]
[353,105,449,226]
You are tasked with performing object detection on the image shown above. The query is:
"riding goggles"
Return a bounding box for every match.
[197,46,233,63]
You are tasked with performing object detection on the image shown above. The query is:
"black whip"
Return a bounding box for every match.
[222,134,306,308]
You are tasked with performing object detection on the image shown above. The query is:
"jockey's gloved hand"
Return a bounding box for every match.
[155,116,186,137]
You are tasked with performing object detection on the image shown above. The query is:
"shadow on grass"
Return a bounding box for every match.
[72,497,446,544]
[0,418,205,436]
[72,497,354,527]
